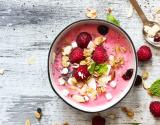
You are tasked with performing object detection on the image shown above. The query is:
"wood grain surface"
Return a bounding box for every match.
[0,0,160,125]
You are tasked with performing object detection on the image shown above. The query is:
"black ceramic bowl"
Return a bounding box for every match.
[48,19,138,113]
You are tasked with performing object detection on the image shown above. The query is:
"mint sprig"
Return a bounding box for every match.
[149,79,160,97]
[106,13,120,26]
[88,62,108,75]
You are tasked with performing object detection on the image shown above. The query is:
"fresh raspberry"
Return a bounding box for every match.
[69,47,84,63]
[92,46,108,64]
[154,32,160,42]
[137,45,152,61]
[92,116,105,125]
[76,32,92,48]
[73,65,90,81]
[150,101,160,118]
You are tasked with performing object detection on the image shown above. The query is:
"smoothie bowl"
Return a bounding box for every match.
[48,19,137,112]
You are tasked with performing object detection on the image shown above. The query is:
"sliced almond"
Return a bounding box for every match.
[94,36,106,45]
[83,49,93,57]
[143,82,150,90]
[62,46,72,56]
[72,95,85,103]
[86,8,97,19]
[25,119,31,125]
[62,56,70,68]
[80,60,87,65]
[142,71,149,80]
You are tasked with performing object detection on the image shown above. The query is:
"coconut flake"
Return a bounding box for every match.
[71,41,77,48]
[105,93,113,100]
[110,81,117,88]
[87,78,97,90]
[61,68,68,74]
[58,77,66,85]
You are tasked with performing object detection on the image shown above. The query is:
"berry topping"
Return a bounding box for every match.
[134,75,142,86]
[76,32,92,48]
[150,101,160,118]
[69,47,84,63]
[122,69,133,80]
[97,25,109,35]
[92,116,105,125]
[92,46,108,64]
[137,45,152,61]
[154,32,160,42]
[73,65,90,81]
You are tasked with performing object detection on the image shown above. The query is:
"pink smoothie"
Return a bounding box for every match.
[51,23,134,107]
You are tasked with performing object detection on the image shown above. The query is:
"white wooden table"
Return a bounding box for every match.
[0,0,160,124]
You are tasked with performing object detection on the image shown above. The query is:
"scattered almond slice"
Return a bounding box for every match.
[34,111,41,120]
[72,95,85,103]
[94,36,106,45]
[62,56,70,68]
[86,8,97,19]
[127,4,133,18]
[143,82,151,90]
[83,49,93,57]
[72,63,79,68]
[121,106,134,118]
[25,119,31,125]
[87,41,96,50]
[142,71,149,80]
[71,42,77,48]
[68,77,77,85]
[80,60,87,65]
[0,68,5,75]
[27,55,36,65]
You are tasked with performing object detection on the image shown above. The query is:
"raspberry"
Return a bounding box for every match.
[69,47,84,63]
[122,69,133,80]
[154,32,160,42]
[97,25,109,35]
[73,65,90,81]
[92,46,108,64]
[150,101,160,118]
[92,116,105,125]
[76,32,92,48]
[137,45,152,61]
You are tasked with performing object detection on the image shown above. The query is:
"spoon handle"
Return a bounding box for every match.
[129,0,149,24]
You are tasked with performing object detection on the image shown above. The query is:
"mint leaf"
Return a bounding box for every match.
[95,64,108,75]
[149,79,160,97]
[88,62,96,74]
[106,13,120,26]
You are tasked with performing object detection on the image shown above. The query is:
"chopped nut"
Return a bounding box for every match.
[87,41,96,49]
[83,49,93,57]
[79,84,88,95]
[87,78,97,90]
[63,122,69,125]
[61,68,69,74]
[142,71,149,80]
[96,86,106,94]
[80,60,87,65]
[72,95,85,103]
[94,36,106,45]
[27,55,36,65]
[58,77,66,85]
[85,57,92,65]
[72,63,79,68]
[86,8,97,19]
[25,119,31,125]
[35,111,41,120]
[121,106,134,118]
[84,96,89,101]
[143,82,151,90]
[110,70,116,81]
[127,4,133,18]
[68,77,77,85]
[0,68,5,75]
[62,56,70,68]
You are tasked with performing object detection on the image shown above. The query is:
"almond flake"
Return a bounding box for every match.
[83,49,93,57]
[80,60,87,65]
[94,36,106,45]
[84,96,89,101]
[72,63,79,68]
[0,68,5,75]
[79,84,88,95]
[87,41,96,50]
[143,82,151,90]
[62,56,70,68]
[142,71,149,80]
[68,77,77,85]
[62,46,72,56]
[127,4,133,18]
[86,8,97,19]
[25,119,31,125]
[27,55,36,65]
[87,78,97,90]
[72,95,85,103]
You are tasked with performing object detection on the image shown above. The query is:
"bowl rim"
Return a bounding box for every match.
[47,19,138,113]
